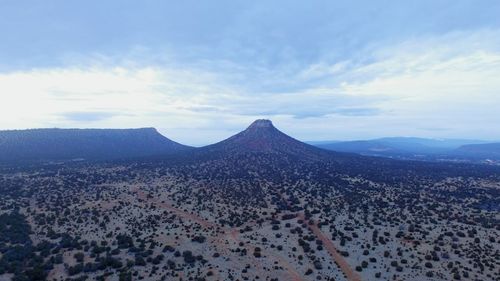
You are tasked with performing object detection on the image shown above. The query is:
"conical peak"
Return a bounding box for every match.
[247,119,274,129]
[203,118,326,158]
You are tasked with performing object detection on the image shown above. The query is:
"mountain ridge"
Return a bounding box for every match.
[2,122,499,165]
[455,142,500,158]
[313,137,500,163]
[0,127,191,163]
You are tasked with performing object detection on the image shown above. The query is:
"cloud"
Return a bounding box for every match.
[419,127,450,132]
[59,111,119,122]
[332,107,380,117]
[0,29,500,144]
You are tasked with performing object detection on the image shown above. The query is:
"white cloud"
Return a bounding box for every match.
[332,33,500,139]
[279,30,500,141]
[1,29,500,144]
[0,66,237,131]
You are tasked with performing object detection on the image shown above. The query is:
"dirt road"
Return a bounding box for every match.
[298,213,362,281]
[133,186,305,281]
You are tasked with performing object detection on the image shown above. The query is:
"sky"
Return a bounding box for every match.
[1,0,500,145]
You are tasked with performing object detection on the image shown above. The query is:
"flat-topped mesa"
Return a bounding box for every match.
[247,119,274,129]
[243,119,278,136]
[0,128,191,162]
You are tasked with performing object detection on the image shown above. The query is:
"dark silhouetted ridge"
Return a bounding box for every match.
[0,128,191,163]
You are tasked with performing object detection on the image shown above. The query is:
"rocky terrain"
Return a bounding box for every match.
[0,120,499,281]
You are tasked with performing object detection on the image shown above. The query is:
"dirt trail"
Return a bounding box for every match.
[132,187,305,281]
[278,191,360,281]
[271,252,304,281]
[135,188,216,229]
[298,213,362,281]
[227,224,304,281]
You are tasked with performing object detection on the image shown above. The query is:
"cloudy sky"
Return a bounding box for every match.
[1,0,500,145]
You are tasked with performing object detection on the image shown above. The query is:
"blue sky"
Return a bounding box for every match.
[1,0,500,145]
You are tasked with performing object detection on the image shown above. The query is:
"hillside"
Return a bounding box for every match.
[455,142,500,159]
[199,119,328,159]
[160,120,498,206]
[0,128,191,163]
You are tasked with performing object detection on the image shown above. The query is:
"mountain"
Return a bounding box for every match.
[200,119,327,159]
[454,143,500,159]
[0,128,191,163]
[314,137,491,161]
[163,120,367,204]
[316,140,400,154]
[166,120,497,194]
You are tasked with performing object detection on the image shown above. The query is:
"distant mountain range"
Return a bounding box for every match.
[0,124,499,165]
[0,128,190,163]
[310,137,500,163]
[455,143,500,159]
